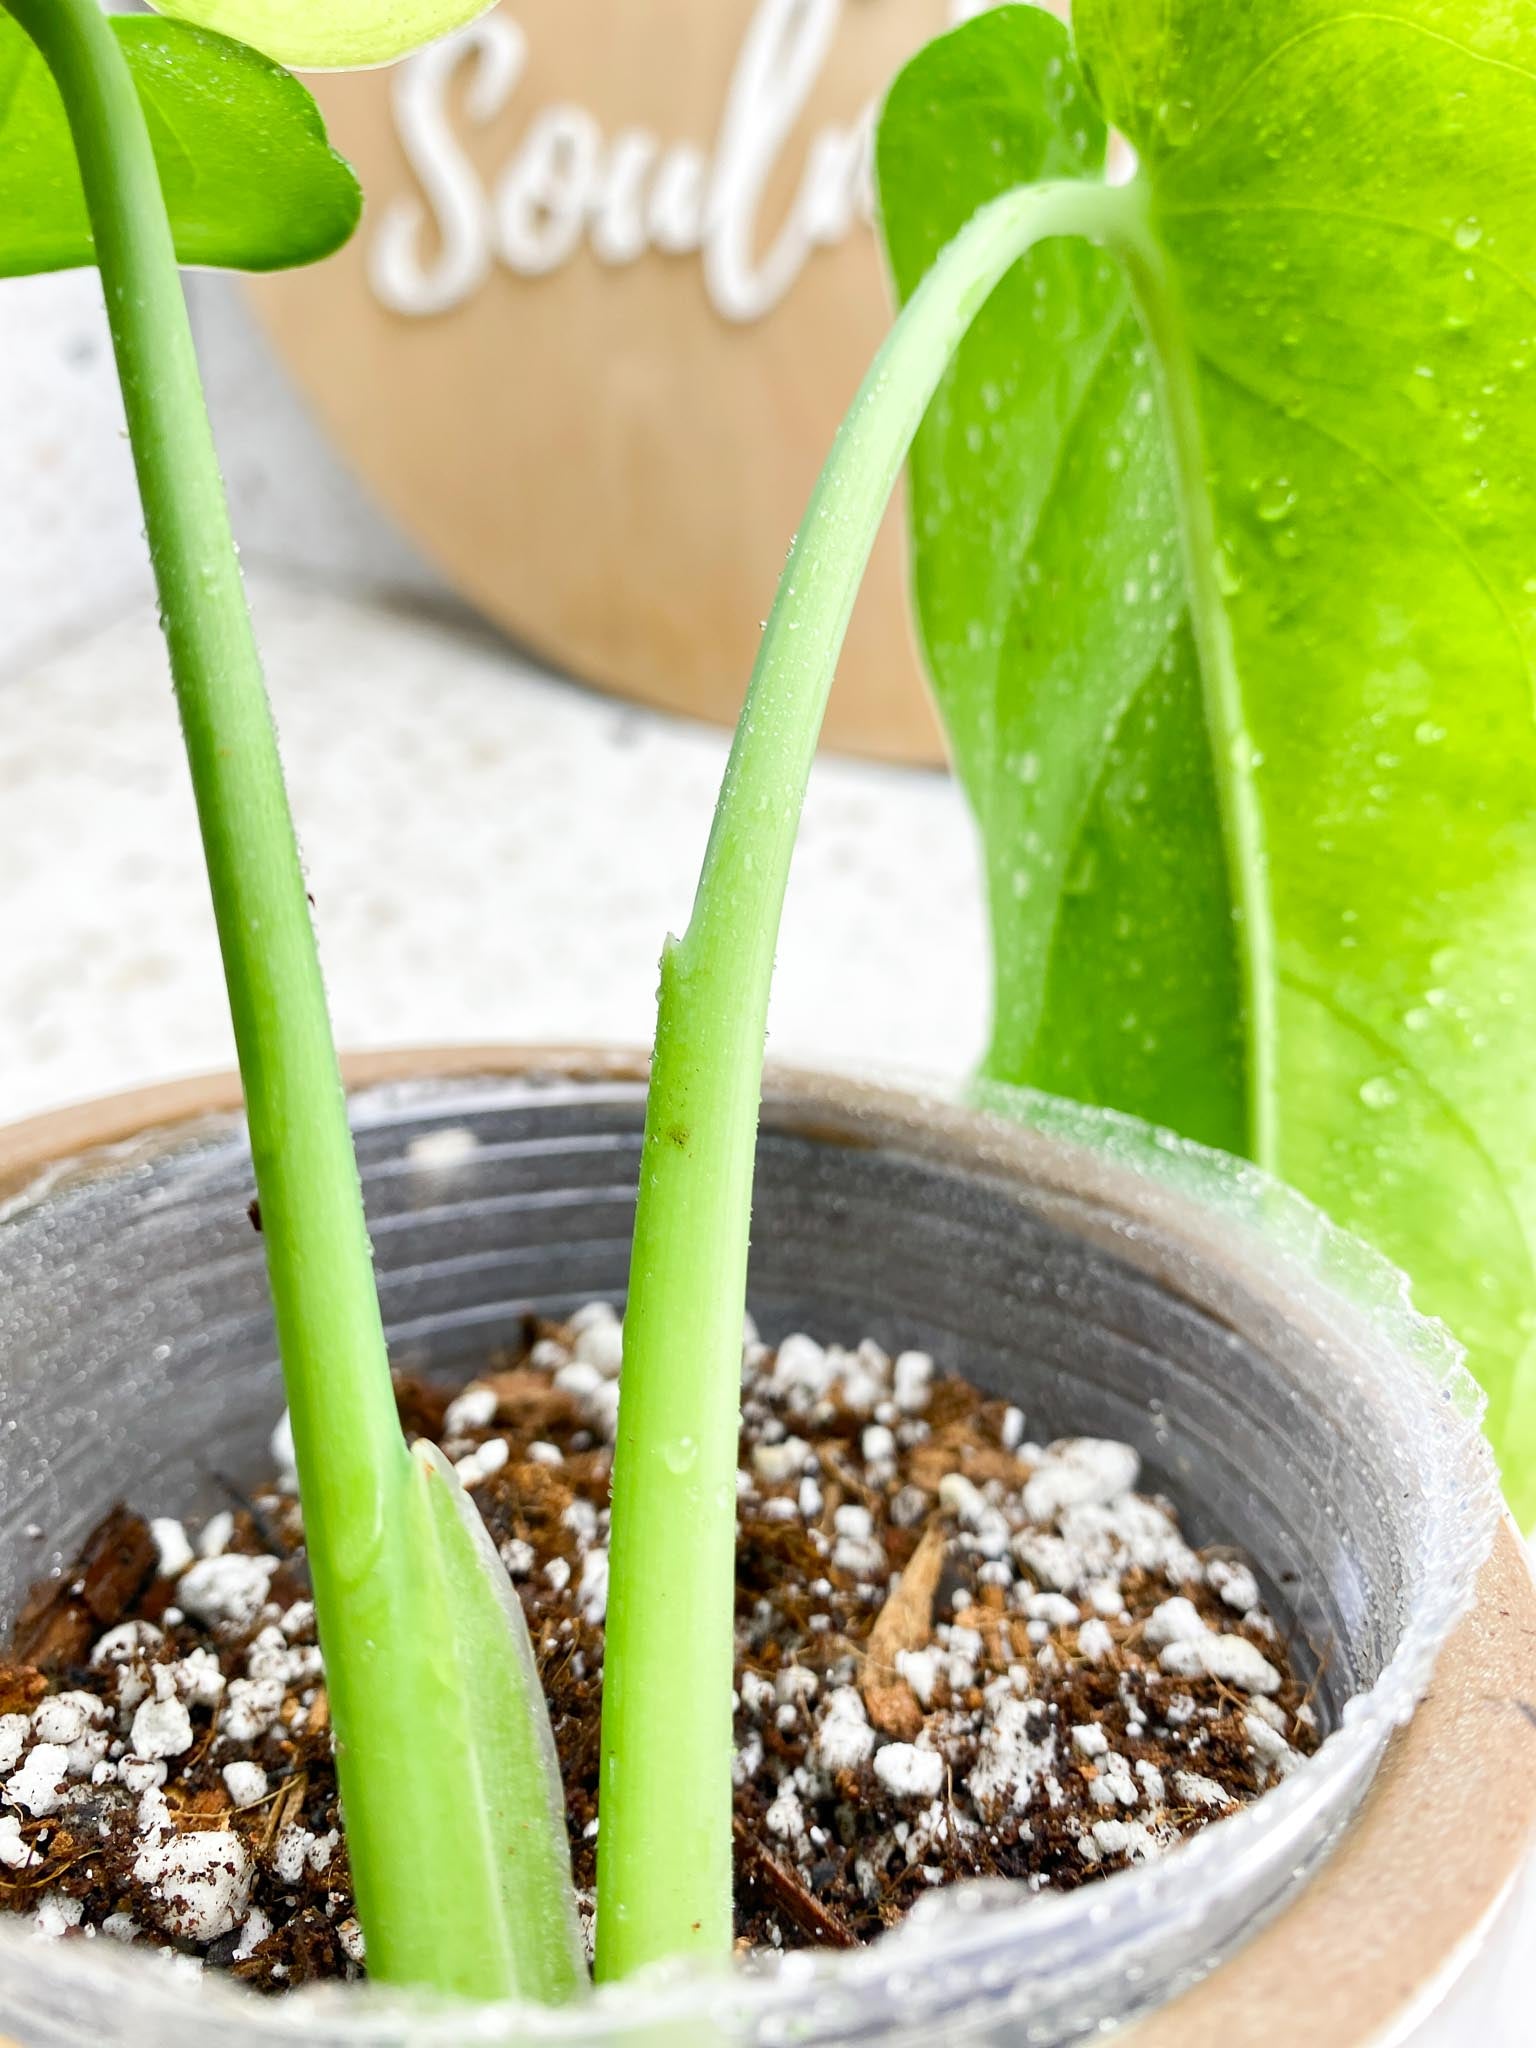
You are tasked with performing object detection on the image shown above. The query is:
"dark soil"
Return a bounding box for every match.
[0,1308,1318,1989]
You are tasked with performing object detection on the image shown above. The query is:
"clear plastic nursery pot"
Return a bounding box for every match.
[0,1049,1530,2048]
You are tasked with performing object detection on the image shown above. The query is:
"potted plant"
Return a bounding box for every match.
[0,1056,1527,2047]
[0,2,1531,2044]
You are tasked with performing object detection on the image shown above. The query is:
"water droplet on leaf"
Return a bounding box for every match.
[1156,99,1198,147]
[1255,477,1296,523]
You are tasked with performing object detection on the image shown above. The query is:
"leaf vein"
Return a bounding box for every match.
[1003,613,1189,1072]
[1161,196,1536,326]
[1280,964,1535,1291]
[980,301,1137,827]
[1194,348,1536,716]
[1167,11,1536,175]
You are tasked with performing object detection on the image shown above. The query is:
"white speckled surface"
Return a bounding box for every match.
[0,273,151,674]
[0,567,990,1126]
[0,273,990,1126]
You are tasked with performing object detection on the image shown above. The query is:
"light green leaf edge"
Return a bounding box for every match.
[879,2,1536,1515]
[398,1445,587,1999]
[147,0,493,71]
[0,12,360,276]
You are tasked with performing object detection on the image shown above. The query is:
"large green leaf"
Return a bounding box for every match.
[0,14,360,276]
[878,7,1248,1158]
[879,2,1536,1513]
[148,0,492,71]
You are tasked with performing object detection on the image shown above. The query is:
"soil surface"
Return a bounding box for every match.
[0,1308,1318,1988]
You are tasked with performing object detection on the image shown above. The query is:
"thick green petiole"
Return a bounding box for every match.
[596,175,1139,1981]
[5,0,582,2002]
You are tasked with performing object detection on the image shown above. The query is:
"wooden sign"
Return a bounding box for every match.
[249,2,1043,763]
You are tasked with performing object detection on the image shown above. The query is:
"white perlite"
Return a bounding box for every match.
[233,1906,272,1962]
[173,1649,226,1708]
[1172,1771,1233,1811]
[119,1757,167,1794]
[1087,1750,1139,1809]
[571,1303,625,1377]
[270,1409,298,1493]
[149,1518,194,1578]
[130,1695,194,1761]
[1206,1558,1261,1612]
[873,1743,944,1800]
[5,1744,69,1817]
[1023,1438,1140,1524]
[176,1554,278,1630]
[33,1892,84,1940]
[31,1691,108,1778]
[197,1512,235,1560]
[1244,1712,1301,1779]
[133,1829,252,1942]
[455,1436,510,1487]
[578,1548,610,1626]
[1158,1632,1281,1695]
[862,1424,896,1465]
[0,1714,28,1776]
[764,1784,806,1845]
[733,1338,1303,1892]
[752,1436,808,1482]
[969,1698,1055,1816]
[0,1813,36,1870]
[272,1825,338,1885]
[813,1689,875,1773]
[1086,1818,1161,1863]
[893,1350,933,1413]
[1144,1596,1208,1648]
[221,1761,270,1807]
[895,1647,941,1706]
[1076,1617,1115,1662]
[91,1620,162,1668]
[221,1677,285,1743]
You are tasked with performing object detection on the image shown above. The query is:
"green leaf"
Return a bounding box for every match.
[383,1446,587,2002]
[879,2,1536,1515]
[878,6,1248,1159]
[307,1445,587,2003]
[0,14,360,277]
[147,0,492,71]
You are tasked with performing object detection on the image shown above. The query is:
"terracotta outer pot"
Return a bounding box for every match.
[0,1046,1530,2048]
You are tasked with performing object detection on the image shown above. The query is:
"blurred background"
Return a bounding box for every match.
[0,0,1019,1126]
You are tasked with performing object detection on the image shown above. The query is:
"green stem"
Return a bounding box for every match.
[1113,183,1279,1169]
[0,0,401,1614]
[595,175,1140,1983]
[4,0,580,2001]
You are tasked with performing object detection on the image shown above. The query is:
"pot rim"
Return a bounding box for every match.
[0,1045,1528,2048]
